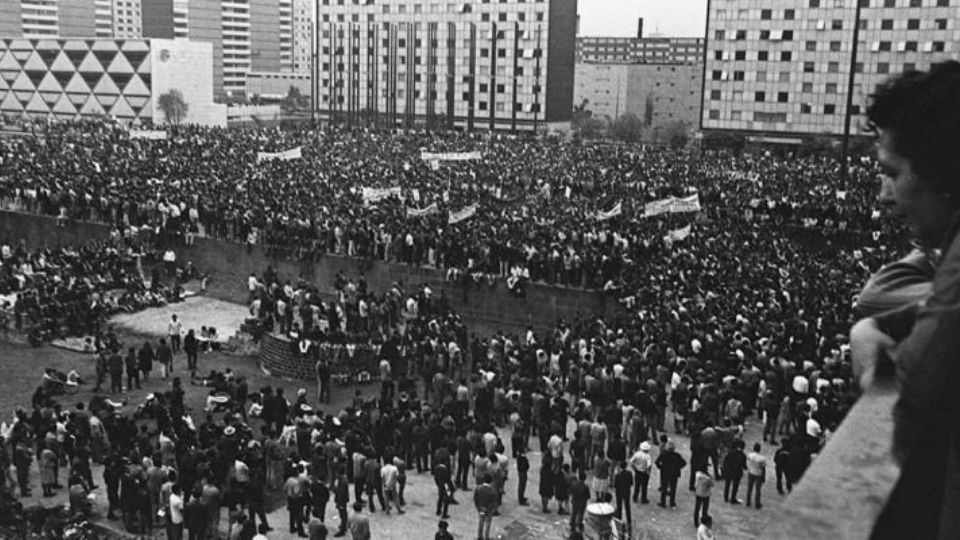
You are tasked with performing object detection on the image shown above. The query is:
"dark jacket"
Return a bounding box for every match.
[655,449,687,480]
[722,448,747,480]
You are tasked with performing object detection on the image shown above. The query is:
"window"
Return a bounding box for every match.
[711,70,722,80]
[877,62,889,73]
[497,49,506,57]
[905,41,918,51]
[780,72,791,82]
[881,19,894,30]
[809,0,820,6]
[904,63,915,72]
[710,90,721,100]
[714,50,724,60]
[937,0,950,5]
[806,41,817,51]
[832,20,843,30]
[781,51,792,61]
[735,30,746,40]
[714,30,725,40]
[755,111,787,123]
[783,30,794,41]
[733,70,744,81]
[830,41,842,52]
[828,61,840,73]
[802,82,814,92]
[804,61,815,72]
[785,9,796,19]
[755,91,766,102]
[758,50,769,61]
[851,105,862,115]
[498,12,507,21]
[934,41,946,52]
[825,83,838,93]
[708,109,720,120]
[879,41,891,51]
[478,101,487,110]
[480,48,489,57]
[936,19,948,30]
[824,104,836,114]
[884,0,895,5]
[909,0,921,5]
[907,19,921,30]
[759,30,770,40]
[801,103,812,114]
[777,92,789,103]
[761,8,772,19]
[479,83,488,92]
[757,71,767,82]
[735,50,746,60]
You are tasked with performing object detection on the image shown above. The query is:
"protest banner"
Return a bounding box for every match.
[129,129,167,140]
[669,193,701,213]
[406,203,438,218]
[421,151,481,161]
[448,203,478,224]
[257,146,302,163]
[362,186,402,204]
[595,202,622,221]
[663,224,692,243]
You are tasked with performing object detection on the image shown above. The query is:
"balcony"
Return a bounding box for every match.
[772,380,899,540]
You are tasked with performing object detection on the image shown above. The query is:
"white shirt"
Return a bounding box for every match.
[169,493,184,524]
[792,374,809,394]
[806,417,822,439]
[697,524,715,540]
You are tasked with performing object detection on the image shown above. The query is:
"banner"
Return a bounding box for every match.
[643,193,702,217]
[448,203,478,224]
[663,224,692,243]
[129,129,167,140]
[421,151,481,162]
[362,186,402,204]
[257,146,302,163]
[595,202,622,221]
[406,203,438,218]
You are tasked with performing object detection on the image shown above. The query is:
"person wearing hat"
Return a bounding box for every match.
[629,440,653,504]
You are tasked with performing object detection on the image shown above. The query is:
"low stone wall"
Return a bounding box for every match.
[259,333,311,380]
[0,210,619,335]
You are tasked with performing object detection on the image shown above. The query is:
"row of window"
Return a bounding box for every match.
[707,104,862,123]
[715,18,948,38]
[711,60,930,82]
[714,39,946,60]
[808,0,949,6]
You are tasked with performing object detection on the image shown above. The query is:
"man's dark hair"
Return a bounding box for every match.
[867,61,960,199]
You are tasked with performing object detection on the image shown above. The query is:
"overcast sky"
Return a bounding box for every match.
[578,0,708,38]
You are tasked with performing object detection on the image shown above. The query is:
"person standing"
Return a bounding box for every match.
[433,458,453,519]
[655,441,686,508]
[333,468,350,538]
[380,459,403,515]
[746,442,766,509]
[555,463,572,515]
[185,488,208,540]
[138,341,154,382]
[694,469,714,527]
[93,351,107,393]
[774,438,792,495]
[516,447,529,506]
[569,472,590,535]
[156,338,173,379]
[169,484,185,540]
[537,454,552,512]
[474,474,498,540]
[108,347,124,394]
[184,329,199,373]
[39,445,57,497]
[125,347,141,390]
[614,461,634,528]
[347,502,370,540]
[168,314,183,354]
[285,465,308,537]
[591,451,611,502]
[629,440,652,504]
[722,440,747,504]
[315,357,331,405]
[14,440,32,497]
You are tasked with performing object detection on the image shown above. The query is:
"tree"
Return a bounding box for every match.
[157,89,188,125]
[283,85,306,111]
[662,120,691,149]
[610,113,644,144]
[571,99,606,140]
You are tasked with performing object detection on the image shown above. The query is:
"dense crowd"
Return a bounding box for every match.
[0,119,917,540]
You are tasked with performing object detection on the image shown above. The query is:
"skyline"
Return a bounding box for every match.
[578,0,708,38]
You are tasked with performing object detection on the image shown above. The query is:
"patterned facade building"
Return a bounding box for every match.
[576,36,704,64]
[315,0,578,131]
[702,0,959,135]
[0,37,225,125]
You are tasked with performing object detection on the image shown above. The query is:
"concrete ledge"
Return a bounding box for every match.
[771,381,900,540]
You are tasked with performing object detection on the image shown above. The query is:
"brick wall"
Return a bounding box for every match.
[0,210,618,336]
[260,333,315,380]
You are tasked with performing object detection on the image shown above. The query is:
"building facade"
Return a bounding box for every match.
[576,36,704,64]
[315,0,577,131]
[574,62,702,131]
[0,37,225,125]
[702,0,958,136]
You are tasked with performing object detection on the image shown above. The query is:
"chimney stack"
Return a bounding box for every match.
[637,17,644,39]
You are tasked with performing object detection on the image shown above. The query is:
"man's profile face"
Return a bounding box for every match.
[876,128,954,248]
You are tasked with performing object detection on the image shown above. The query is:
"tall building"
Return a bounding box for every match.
[576,36,704,64]
[702,0,958,136]
[574,62,702,131]
[315,0,578,131]
[291,0,312,74]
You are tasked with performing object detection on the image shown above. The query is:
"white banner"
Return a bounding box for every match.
[406,203,438,218]
[362,186,402,204]
[257,146,302,163]
[643,193,702,217]
[129,129,167,140]
[448,203,478,224]
[595,202,622,221]
[421,151,481,162]
[663,224,692,243]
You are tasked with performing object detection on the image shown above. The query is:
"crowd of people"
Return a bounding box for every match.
[0,81,924,539]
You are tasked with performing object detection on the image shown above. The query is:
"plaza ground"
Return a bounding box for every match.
[0,295,785,539]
